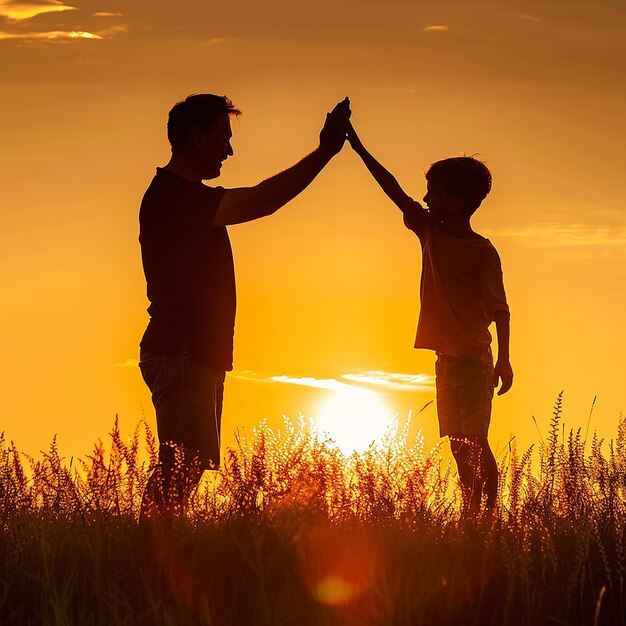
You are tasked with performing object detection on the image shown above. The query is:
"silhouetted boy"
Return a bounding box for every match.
[347,122,512,511]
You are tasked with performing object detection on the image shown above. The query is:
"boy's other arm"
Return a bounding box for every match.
[346,121,417,214]
[493,309,513,395]
[213,98,350,226]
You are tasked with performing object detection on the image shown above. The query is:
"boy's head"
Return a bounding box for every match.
[424,156,492,221]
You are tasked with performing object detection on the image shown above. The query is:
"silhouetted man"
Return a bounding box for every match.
[138,94,350,516]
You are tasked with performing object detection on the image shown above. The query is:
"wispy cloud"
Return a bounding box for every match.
[0,28,101,39]
[232,370,434,393]
[0,1,76,20]
[423,25,448,32]
[116,358,138,368]
[271,375,357,392]
[484,224,626,248]
[206,37,225,45]
[234,372,356,392]
[340,371,434,392]
[516,14,543,23]
[0,1,127,43]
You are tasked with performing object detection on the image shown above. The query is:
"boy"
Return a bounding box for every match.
[347,122,513,511]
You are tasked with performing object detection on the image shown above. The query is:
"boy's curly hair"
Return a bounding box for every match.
[426,156,492,216]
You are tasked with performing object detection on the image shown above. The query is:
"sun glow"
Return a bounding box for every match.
[314,390,394,454]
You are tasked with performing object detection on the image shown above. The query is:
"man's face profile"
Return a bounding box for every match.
[194,113,233,180]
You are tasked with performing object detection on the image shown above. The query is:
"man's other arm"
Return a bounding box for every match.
[213,98,350,226]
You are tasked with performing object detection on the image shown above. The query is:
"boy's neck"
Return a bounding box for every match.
[441,217,483,239]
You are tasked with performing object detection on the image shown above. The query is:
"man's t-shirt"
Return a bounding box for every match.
[403,201,509,366]
[139,168,235,370]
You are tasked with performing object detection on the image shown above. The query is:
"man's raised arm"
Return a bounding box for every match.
[213,98,350,226]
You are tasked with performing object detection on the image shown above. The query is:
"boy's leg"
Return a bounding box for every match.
[436,356,480,509]
[449,434,483,511]
[449,434,497,511]
[478,435,498,509]
[436,354,497,511]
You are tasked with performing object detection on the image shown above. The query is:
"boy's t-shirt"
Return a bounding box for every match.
[403,201,509,366]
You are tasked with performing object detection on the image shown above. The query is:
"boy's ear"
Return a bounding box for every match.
[452,195,465,214]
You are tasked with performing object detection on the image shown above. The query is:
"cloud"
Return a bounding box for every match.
[116,358,139,368]
[206,37,225,45]
[423,25,448,32]
[232,370,434,393]
[0,1,127,43]
[516,14,543,23]
[0,28,101,39]
[484,224,626,248]
[236,372,356,392]
[0,1,76,20]
[340,371,435,392]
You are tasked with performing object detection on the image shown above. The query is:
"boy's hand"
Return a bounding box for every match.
[319,97,351,156]
[494,359,513,395]
[346,120,365,154]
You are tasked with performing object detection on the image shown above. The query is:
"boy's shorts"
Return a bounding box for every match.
[139,348,225,469]
[435,353,494,437]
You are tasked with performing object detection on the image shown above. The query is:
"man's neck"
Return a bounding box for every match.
[163,153,203,183]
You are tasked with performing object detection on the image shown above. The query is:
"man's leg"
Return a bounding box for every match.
[139,350,225,517]
[141,444,204,518]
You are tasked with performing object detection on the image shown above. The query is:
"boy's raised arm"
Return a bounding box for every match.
[347,121,416,213]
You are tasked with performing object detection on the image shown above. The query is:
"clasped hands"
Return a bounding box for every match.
[318,97,368,158]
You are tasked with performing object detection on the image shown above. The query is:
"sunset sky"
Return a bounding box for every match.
[2,0,625,460]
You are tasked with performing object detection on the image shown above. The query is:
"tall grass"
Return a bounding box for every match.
[1,394,625,625]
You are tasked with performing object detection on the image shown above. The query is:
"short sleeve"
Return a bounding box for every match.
[188,183,226,228]
[180,183,226,232]
[402,199,431,239]
[481,246,509,321]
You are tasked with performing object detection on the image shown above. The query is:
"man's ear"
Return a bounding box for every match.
[190,127,209,149]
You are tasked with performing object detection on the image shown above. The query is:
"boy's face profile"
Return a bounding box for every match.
[423,180,464,222]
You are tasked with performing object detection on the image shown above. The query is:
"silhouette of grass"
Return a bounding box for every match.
[1,396,625,625]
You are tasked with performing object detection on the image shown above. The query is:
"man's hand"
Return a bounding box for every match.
[494,359,513,396]
[319,97,351,156]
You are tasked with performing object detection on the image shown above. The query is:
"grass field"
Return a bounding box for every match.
[1,393,625,626]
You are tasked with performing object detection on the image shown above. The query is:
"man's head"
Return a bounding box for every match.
[167,94,241,180]
[423,156,492,221]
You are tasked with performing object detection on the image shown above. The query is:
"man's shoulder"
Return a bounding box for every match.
[141,168,225,212]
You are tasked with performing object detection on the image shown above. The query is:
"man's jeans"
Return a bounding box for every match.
[139,348,225,469]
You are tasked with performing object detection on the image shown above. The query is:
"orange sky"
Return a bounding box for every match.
[1,0,625,459]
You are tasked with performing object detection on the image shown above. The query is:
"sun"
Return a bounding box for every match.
[313,389,395,454]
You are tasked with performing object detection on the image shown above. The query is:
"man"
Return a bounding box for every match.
[139,94,350,515]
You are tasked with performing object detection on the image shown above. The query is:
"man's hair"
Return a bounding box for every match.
[167,94,241,151]
[425,156,492,215]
